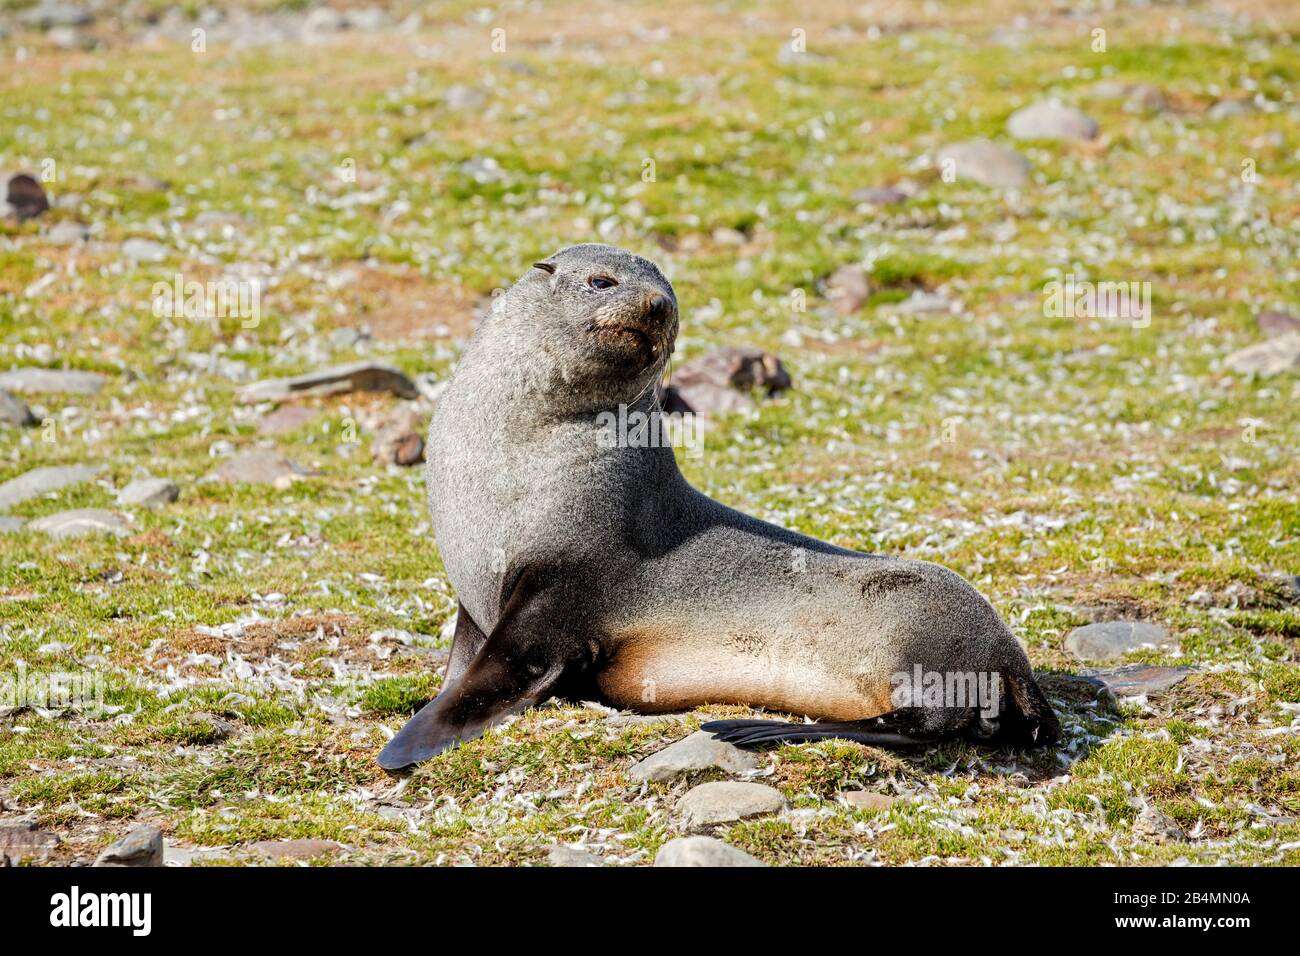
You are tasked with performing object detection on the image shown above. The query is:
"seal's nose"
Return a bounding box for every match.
[645,293,673,324]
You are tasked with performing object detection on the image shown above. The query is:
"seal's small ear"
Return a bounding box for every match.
[532,261,556,274]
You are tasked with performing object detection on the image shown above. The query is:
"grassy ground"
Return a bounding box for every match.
[1,0,1298,865]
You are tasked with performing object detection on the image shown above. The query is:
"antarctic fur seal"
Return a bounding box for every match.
[377,244,1059,770]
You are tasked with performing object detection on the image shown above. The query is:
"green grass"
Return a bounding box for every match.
[1,0,1298,866]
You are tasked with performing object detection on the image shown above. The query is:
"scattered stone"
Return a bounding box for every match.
[6,174,51,221]
[29,508,130,539]
[547,845,603,867]
[628,730,761,783]
[206,450,315,486]
[48,25,95,50]
[237,361,418,404]
[1132,804,1186,843]
[117,477,180,507]
[0,822,60,862]
[1007,102,1099,141]
[663,346,791,415]
[0,516,25,533]
[1225,332,1300,376]
[1064,621,1177,661]
[0,464,98,510]
[0,367,106,395]
[893,290,955,314]
[1089,80,1132,101]
[186,711,237,742]
[1207,98,1254,120]
[1258,310,1300,337]
[1124,84,1168,112]
[0,389,36,427]
[1081,664,1195,700]
[17,1,93,29]
[674,781,787,832]
[852,186,909,206]
[825,265,873,315]
[122,237,170,263]
[654,835,765,867]
[459,157,504,184]
[257,404,319,435]
[45,220,91,244]
[371,406,426,467]
[936,139,1032,188]
[445,84,487,111]
[841,791,896,812]
[603,712,689,728]
[246,839,342,862]
[329,326,372,350]
[95,826,164,867]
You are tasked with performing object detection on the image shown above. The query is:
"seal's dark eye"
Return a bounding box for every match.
[588,275,618,290]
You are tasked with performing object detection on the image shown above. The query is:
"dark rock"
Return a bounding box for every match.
[371,406,426,467]
[6,174,50,221]
[0,464,98,510]
[0,822,60,862]
[95,825,164,867]
[852,186,909,206]
[1064,621,1177,661]
[664,347,791,416]
[0,389,37,427]
[238,361,418,404]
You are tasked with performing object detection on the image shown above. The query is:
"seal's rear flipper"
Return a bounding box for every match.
[702,711,940,749]
[377,696,455,770]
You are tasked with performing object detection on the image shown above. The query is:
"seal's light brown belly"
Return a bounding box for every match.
[597,626,894,721]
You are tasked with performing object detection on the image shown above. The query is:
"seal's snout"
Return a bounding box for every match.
[644,292,674,324]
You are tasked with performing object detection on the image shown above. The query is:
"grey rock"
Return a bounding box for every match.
[117,477,179,507]
[1124,84,1168,112]
[29,508,130,539]
[445,84,487,111]
[662,346,792,416]
[628,730,761,783]
[654,835,765,867]
[237,361,418,404]
[825,264,873,315]
[674,781,787,832]
[1132,804,1186,843]
[0,367,106,395]
[329,326,371,350]
[0,822,60,862]
[1081,664,1195,700]
[842,791,896,811]
[603,712,688,728]
[205,450,315,486]
[0,464,98,509]
[1208,98,1254,119]
[1258,310,1300,337]
[371,405,427,467]
[256,404,318,435]
[547,845,603,867]
[1064,621,1177,661]
[246,838,342,861]
[95,825,164,867]
[0,516,25,533]
[46,220,90,245]
[459,157,504,184]
[18,1,93,29]
[1225,332,1300,376]
[1007,102,1099,141]
[936,139,1031,188]
[122,237,170,263]
[7,174,50,220]
[852,186,909,206]
[0,389,36,427]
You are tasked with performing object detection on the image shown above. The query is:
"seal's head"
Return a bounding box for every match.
[485,243,679,408]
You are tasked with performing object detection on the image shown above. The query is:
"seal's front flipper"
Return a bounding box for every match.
[444,601,488,685]
[377,568,580,771]
[702,710,940,749]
